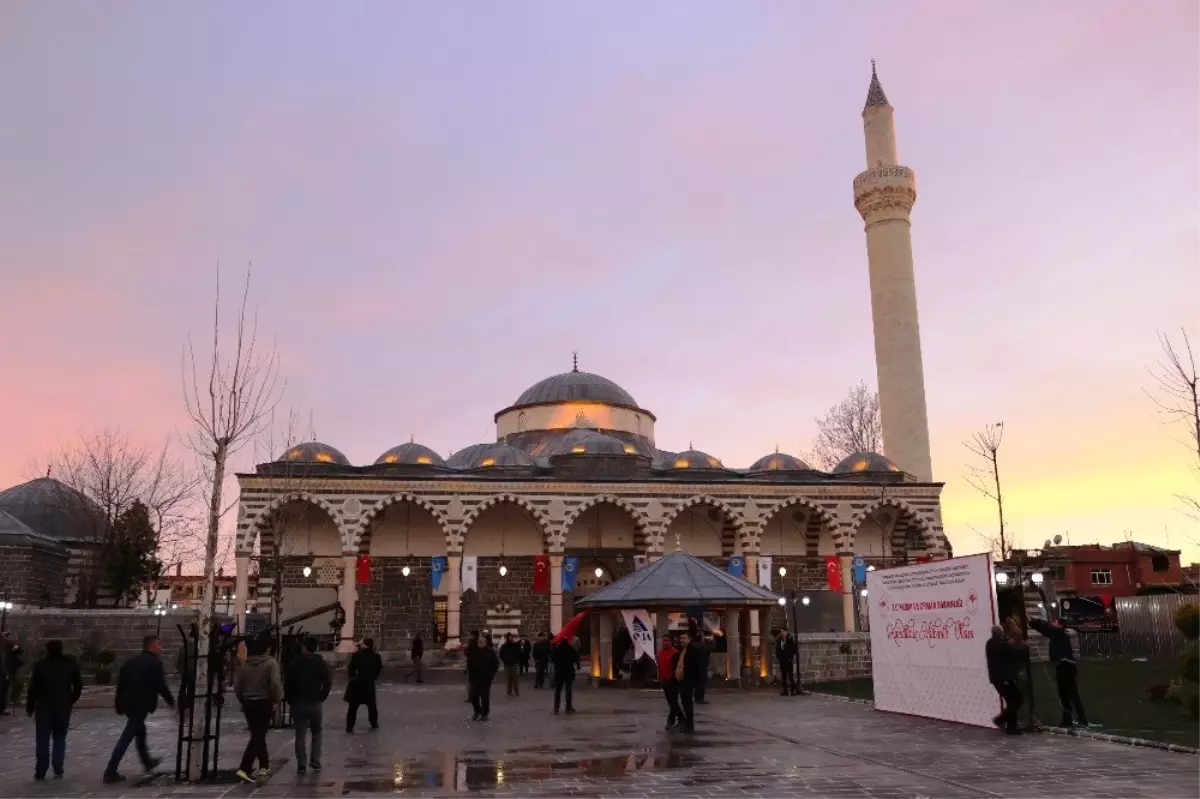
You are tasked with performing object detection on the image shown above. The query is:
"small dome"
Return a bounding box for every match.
[512,370,638,409]
[0,477,107,542]
[544,429,634,457]
[375,442,446,467]
[832,451,902,475]
[748,452,811,472]
[447,443,536,470]
[651,450,678,470]
[665,449,724,470]
[277,441,351,466]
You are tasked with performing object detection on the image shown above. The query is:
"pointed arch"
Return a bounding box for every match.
[847,497,940,553]
[660,495,745,557]
[243,492,343,553]
[561,494,650,553]
[460,493,551,553]
[753,496,837,556]
[661,495,747,531]
[356,493,452,555]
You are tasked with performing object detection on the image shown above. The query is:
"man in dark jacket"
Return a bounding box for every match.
[519,636,532,675]
[285,636,330,774]
[104,635,175,782]
[466,633,500,721]
[0,631,23,715]
[776,630,799,696]
[531,633,551,689]
[985,625,1024,735]
[550,637,579,714]
[1030,618,1088,727]
[693,633,712,704]
[26,640,83,780]
[404,634,424,684]
[344,638,383,732]
[674,632,705,732]
[499,634,522,697]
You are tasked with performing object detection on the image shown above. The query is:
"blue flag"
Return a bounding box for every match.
[852,556,866,586]
[728,556,745,578]
[562,556,579,592]
[431,556,448,590]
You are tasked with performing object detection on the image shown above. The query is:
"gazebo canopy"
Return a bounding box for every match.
[574,551,780,610]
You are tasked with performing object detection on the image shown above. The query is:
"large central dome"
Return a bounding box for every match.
[512,370,639,409]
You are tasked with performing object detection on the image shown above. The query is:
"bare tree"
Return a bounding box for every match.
[182,267,282,779]
[805,381,882,470]
[1146,328,1200,520]
[964,422,1009,560]
[33,429,200,607]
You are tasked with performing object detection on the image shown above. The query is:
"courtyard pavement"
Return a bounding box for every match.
[0,677,1196,798]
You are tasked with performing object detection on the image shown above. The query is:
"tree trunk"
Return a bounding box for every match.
[187,443,227,781]
[992,448,1007,560]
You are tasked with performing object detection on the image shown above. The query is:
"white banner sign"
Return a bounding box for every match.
[461,555,478,594]
[621,609,657,663]
[867,554,1000,728]
[757,555,772,589]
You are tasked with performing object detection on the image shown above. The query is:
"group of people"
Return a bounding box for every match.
[463,630,581,720]
[986,616,1089,734]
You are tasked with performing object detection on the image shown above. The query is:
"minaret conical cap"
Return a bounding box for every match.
[864,60,890,110]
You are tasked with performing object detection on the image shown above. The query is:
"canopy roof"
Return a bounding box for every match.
[574,551,780,609]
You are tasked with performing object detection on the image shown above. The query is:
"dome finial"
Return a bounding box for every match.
[409,433,415,444]
[46,464,52,478]
[775,444,780,454]
[688,440,693,450]
[571,351,579,372]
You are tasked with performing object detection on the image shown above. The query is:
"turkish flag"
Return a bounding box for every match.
[915,555,932,564]
[356,554,372,585]
[825,556,842,592]
[533,555,550,593]
[554,611,589,644]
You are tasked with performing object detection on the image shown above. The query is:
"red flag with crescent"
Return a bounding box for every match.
[356,554,372,585]
[533,555,550,593]
[554,611,589,644]
[825,555,842,592]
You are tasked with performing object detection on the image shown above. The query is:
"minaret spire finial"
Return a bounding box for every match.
[864,60,889,110]
[571,351,578,372]
[46,465,52,478]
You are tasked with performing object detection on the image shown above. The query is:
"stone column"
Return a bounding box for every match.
[598,612,614,681]
[549,555,563,634]
[444,555,462,650]
[656,610,670,650]
[759,608,773,681]
[840,554,855,632]
[338,555,357,653]
[744,554,760,661]
[589,615,602,679]
[724,609,741,686]
[741,610,752,672]
[233,555,249,625]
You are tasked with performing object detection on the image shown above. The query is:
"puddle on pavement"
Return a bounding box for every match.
[341,750,702,793]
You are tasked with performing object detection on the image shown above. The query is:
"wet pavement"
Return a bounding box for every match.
[1,679,1196,797]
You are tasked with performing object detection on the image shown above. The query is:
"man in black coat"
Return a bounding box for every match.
[531,633,551,689]
[775,630,799,696]
[104,635,175,782]
[499,634,522,697]
[26,640,83,780]
[404,634,424,684]
[985,625,1024,735]
[550,637,579,714]
[674,632,705,732]
[344,638,383,732]
[285,636,331,774]
[466,633,500,721]
[1030,618,1088,727]
[519,636,532,675]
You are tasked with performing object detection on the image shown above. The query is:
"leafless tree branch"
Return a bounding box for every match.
[963,422,1009,560]
[1146,328,1200,522]
[806,381,882,470]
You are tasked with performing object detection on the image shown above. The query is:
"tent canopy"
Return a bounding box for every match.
[573,551,780,610]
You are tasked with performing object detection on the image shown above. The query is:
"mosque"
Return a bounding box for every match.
[229,66,950,657]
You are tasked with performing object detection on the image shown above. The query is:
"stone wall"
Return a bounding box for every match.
[356,556,436,655]
[461,557,550,639]
[795,633,872,683]
[3,609,201,674]
[0,538,69,606]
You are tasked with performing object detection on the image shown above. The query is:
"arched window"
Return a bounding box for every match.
[517,411,527,432]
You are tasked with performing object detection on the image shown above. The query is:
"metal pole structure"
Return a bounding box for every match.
[1013,553,1037,729]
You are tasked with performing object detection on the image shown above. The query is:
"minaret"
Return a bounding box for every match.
[853,63,933,482]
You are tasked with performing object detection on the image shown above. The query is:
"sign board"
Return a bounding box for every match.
[867,554,999,728]
[621,609,657,662]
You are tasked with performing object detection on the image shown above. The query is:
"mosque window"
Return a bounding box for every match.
[315,452,334,463]
[416,455,432,465]
[517,412,527,432]
[479,457,496,468]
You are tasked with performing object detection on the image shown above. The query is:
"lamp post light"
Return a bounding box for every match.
[0,596,13,632]
[154,606,167,637]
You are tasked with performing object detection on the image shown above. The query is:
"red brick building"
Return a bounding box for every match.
[1002,542,1185,599]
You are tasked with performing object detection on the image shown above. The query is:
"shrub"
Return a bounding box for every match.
[1146,683,1169,700]
[1175,604,1200,641]
[1182,643,1199,684]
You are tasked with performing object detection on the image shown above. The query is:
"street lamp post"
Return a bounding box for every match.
[154,606,167,637]
[0,595,12,632]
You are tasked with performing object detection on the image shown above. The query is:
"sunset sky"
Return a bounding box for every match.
[2,2,1197,566]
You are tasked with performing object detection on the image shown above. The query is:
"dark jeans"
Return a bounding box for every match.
[239,699,273,773]
[662,682,682,726]
[34,707,71,777]
[993,680,1023,732]
[534,661,548,688]
[469,680,492,718]
[779,659,796,694]
[105,712,152,775]
[0,676,8,713]
[1055,661,1088,726]
[291,701,323,769]
[553,676,574,711]
[695,674,707,703]
[677,682,696,730]
[346,698,378,730]
[404,656,423,683]
[505,665,520,695]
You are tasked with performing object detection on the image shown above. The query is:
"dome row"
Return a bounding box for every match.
[276,440,903,475]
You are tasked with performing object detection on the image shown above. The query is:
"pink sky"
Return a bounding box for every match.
[2,2,1197,565]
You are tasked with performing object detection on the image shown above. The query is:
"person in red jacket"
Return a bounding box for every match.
[657,636,683,730]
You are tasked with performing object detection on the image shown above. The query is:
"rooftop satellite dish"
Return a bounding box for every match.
[1044,540,1052,549]
[1053,535,1063,545]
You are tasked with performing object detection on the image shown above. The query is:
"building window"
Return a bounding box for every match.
[433,597,448,643]
[1090,569,1113,586]
[1052,566,1066,582]
[517,412,527,433]
[1151,555,1169,573]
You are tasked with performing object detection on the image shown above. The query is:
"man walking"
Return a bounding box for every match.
[466,632,500,721]
[551,636,579,714]
[26,640,83,780]
[674,632,704,732]
[104,635,174,783]
[1030,618,1089,727]
[532,633,551,689]
[985,624,1024,735]
[404,634,424,684]
[499,634,522,697]
[234,637,283,783]
[519,636,532,675]
[657,636,683,730]
[285,636,330,775]
[344,638,383,732]
[776,629,798,696]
